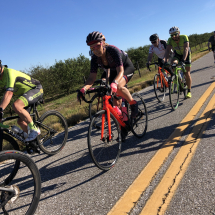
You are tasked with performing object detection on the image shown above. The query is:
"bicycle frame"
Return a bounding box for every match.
[0,102,41,151]
[157,66,171,89]
[101,95,127,141]
[172,64,185,88]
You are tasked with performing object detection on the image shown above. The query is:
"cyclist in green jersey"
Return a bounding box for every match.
[164,26,192,98]
[0,61,43,141]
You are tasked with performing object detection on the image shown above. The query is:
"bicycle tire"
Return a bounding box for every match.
[0,134,20,186]
[88,110,122,171]
[89,96,103,121]
[169,75,180,110]
[180,71,188,97]
[0,150,41,215]
[153,74,166,102]
[36,110,68,155]
[130,93,148,138]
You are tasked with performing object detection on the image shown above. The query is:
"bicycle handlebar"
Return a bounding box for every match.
[77,79,122,104]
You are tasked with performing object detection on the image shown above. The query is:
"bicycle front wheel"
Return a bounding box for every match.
[36,110,68,155]
[169,75,180,110]
[88,110,121,171]
[0,150,41,215]
[89,96,103,121]
[0,133,20,186]
[130,93,148,138]
[153,74,166,102]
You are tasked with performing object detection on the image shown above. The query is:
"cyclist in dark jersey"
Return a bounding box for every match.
[0,61,43,141]
[78,31,138,118]
[208,31,215,63]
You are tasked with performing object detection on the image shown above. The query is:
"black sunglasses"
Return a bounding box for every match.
[171,33,179,37]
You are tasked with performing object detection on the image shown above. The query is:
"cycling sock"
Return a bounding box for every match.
[28,121,37,131]
[188,89,191,92]
[129,100,137,105]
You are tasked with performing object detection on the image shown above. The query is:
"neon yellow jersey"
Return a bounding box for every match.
[0,68,40,96]
[167,35,189,55]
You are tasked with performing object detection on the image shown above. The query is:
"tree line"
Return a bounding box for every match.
[0,31,214,113]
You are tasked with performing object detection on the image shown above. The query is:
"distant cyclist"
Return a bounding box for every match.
[208,31,215,63]
[164,26,192,98]
[146,33,174,79]
[0,61,43,141]
[77,31,138,118]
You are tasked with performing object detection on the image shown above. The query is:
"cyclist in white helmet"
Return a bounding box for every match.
[164,26,192,98]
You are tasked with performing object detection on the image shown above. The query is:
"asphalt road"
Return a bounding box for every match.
[8,52,215,215]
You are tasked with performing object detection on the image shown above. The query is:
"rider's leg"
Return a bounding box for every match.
[184,67,192,89]
[116,77,138,118]
[13,99,32,133]
[116,77,132,102]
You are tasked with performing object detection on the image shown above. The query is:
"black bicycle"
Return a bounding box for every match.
[0,150,41,215]
[0,98,68,155]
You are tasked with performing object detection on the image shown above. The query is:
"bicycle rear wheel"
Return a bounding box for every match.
[88,110,121,171]
[169,75,180,110]
[130,93,148,138]
[36,110,68,155]
[153,74,166,102]
[0,150,41,215]
[0,133,20,186]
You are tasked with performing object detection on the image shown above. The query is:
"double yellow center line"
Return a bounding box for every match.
[108,82,215,215]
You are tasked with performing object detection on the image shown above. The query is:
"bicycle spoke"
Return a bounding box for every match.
[154,74,166,102]
[88,110,121,171]
[130,93,148,138]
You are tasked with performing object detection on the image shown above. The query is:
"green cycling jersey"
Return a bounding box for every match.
[167,35,189,55]
[0,68,40,96]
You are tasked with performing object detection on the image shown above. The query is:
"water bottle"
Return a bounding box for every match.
[121,102,128,121]
[11,125,23,134]
[113,106,122,119]
[11,126,28,139]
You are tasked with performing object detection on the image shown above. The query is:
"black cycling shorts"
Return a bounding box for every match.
[19,84,44,112]
[173,51,191,67]
[101,64,135,85]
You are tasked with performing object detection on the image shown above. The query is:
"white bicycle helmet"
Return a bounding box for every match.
[169,26,180,34]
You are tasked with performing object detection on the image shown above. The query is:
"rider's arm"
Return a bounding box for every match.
[0,91,13,110]
[208,41,211,50]
[183,42,189,61]
[83,72,97,90]
[115,66,124,83]
[106,69,110,85]
[147,53,153,64]
[164,45,172,62]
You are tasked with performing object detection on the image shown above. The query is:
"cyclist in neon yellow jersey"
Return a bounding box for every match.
[164,26,192,98]
[0,61,43,141]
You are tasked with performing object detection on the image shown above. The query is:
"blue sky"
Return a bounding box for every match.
[1,0,214,72]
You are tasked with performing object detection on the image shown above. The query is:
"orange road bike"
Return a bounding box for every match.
[78,81,148,171]
[148,63,187,110]
[148,63,171,102]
